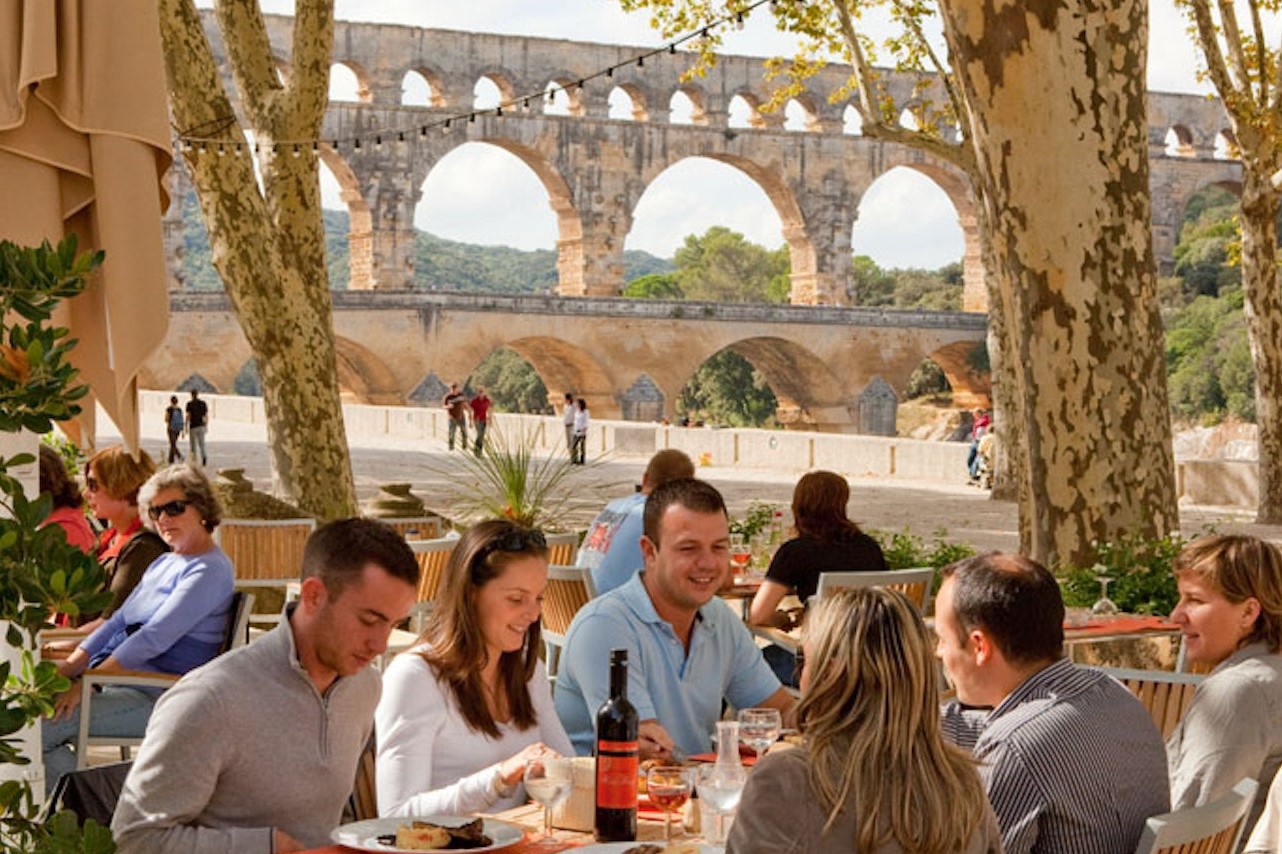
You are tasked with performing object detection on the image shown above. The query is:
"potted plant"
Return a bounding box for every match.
[0,236,116,852]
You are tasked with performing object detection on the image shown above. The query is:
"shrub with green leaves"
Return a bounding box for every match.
[1057,531,1190,616]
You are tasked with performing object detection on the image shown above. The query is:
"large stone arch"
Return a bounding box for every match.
[334,336,403,404]
[329,59,372,103]
[631,152,814,303]
[926,340,991,409]
[867,155,983,311]
[678,336,852,430]
[492,336,618,419]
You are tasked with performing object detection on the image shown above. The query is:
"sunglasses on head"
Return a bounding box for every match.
[477,527,547,562]
[147,499,191,521]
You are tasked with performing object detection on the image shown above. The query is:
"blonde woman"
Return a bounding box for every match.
[728,587,1001,854]
[1167,534,1282,836]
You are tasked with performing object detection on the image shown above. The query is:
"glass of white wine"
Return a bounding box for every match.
[523,757,572,848]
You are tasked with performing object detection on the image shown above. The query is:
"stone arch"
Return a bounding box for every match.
[1165,124,1195,157]
[316,146,376,289]
[867,156,982,311]
[842,103,864,135]
[608,83,648,121]
[784,95,821,132]
[1214,128,1239,159]
[680,337,851,430]
[926,340,991,409]
[496,336,619,419]
[631,152,812,303]
[471,68,518,110]
[544,75,586,117]
[728,89,772,129]
[334,336,403,404]
[669,84,708,125]
[402,67,446,107]
[329,60,371,103]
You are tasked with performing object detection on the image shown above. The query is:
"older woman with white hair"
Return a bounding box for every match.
[42,464,234,791]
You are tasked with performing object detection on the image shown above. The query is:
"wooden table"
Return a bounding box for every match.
[301,800,714,853]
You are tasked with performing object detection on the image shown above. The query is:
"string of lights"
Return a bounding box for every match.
[176,0,785,157]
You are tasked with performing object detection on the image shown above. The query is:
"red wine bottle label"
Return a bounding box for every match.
[596,742,639,810]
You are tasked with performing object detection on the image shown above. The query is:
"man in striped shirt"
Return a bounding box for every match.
[937,552,1169,854]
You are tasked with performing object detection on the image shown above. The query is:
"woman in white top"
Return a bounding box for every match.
[376,520,572,816]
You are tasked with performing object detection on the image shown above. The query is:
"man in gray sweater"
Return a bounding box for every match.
[112,518,419,853]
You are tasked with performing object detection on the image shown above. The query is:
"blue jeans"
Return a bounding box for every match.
[42,685,157,794]
[448,418,468,451]
[189,425,208,466]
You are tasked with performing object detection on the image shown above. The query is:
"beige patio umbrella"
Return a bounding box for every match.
[0,0,173,451]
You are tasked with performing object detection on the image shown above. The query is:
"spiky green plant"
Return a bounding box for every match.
[442,420,589,530]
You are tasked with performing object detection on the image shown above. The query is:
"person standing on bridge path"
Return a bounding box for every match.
[571,398,589,465]
[185,389,209,467]
[164,395,185,464]
[443,383,469,452]
[469,386,491,456]
[562,392,575,456]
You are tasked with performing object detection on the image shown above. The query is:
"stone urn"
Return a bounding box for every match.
[364,483,428,519]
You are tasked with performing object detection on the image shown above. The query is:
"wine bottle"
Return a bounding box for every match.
[594,648,638,842]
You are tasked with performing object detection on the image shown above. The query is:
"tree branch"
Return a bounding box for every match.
[284,0,335,136]
[1214,0,1253,96]
[1188,0,1243,111]
[212,0,284,131]
[1247,0,1268,108]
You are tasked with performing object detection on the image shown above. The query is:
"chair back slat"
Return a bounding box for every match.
[544,531,582,567]
[542,566,594,636]
[222,591,256,652]
[814,567,936,611]
[1097,666,1203,741]
[348,734,379,822]
[217,519,316,581]
[409,538,456,604]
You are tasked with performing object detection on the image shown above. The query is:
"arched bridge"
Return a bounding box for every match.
[166,13,1243,310]
[142,293,989,431]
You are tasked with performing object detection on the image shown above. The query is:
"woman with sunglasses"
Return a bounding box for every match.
[727,587,1000,853]
[376,519,572,816]
[79,445,169,627]
[42,464,234,791]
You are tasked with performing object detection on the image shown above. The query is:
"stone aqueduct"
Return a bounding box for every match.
[151,14,1245,429]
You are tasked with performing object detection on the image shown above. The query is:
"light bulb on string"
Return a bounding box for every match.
[292,144,301,158]
[637,55,644,68]
[354,138,362,150]
[374,135,383,151]
[217,142,225,156]
[312,141,320,154]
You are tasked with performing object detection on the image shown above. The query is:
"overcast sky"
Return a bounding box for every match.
[247,1,1215,270]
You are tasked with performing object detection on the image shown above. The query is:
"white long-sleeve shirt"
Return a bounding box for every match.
[573,408,589,437]
[375,646,572,817]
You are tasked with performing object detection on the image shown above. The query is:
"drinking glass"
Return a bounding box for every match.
[729,533,752,576]
[1091,574,1119,616]
[737,707,782,756]
[646,765,693,842]
[696,763,746,844]
[523,757,572,848]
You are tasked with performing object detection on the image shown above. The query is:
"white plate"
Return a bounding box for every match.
[330,815,525,852]
[573,844,724,853]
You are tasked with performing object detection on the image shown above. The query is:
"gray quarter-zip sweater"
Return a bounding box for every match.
[112,607,379,853]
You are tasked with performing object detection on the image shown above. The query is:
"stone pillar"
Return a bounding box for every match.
[362,160,423,290]
[556,166,633,297]
[959,208,987,312]
[788,174,855,306]
[163,158,194,290]
[856,377,898,436]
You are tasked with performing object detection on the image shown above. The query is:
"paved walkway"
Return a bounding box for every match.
[100,416,1279,556]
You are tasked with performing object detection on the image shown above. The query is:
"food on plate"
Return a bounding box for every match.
[620,846,664,854]
[375,817,494,850]
[620,845,700,854]
[392,822,451,850]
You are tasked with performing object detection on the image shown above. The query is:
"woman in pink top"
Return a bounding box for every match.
[38,445,94,554]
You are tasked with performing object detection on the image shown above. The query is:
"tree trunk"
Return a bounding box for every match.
[941,0,1178,568]
[976,202,1025,511]
[159,0,358,519]
[1237,170,1282,523]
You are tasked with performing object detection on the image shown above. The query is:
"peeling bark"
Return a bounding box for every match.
[941,0,1178,567]
[160,0,357,519]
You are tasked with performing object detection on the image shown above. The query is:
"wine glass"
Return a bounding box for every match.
[729,533,752,577]
[737,707,781,756]
[523,757,572,848]
[1091,573,1119,616]
[696,763,746,844]
[646,765,693,842]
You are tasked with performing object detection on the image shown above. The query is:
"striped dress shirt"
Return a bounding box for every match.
[942,658,1169,854]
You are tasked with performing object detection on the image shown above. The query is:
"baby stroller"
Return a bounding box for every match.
[974,432,996,490]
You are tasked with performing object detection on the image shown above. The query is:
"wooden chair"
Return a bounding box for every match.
[814,567,936,611]
[380,516,443,541]
[408,537,456,633]
[216,518,316,625]
[75,591,255,768]
[541,565,596,682]
[1096,666,1204,740]
[1133,777,1258,854]
[346,733,379,822]
[544,531,582,566]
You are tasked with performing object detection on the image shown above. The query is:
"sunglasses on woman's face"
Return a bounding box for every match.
[147,499,191,521]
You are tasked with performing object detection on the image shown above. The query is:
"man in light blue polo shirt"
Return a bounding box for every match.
[555,478,794,760]
[576,449,695,595]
